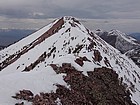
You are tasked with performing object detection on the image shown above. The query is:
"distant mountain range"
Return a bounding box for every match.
[0,29,35,46]
[0,27,139,47]
[96,29,140,67]
[130,33,140,41]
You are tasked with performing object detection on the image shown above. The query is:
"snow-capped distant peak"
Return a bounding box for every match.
[108,29,125,36]
[97,29,140,53]
[109,29,138,44]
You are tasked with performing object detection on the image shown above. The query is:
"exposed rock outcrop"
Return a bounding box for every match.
[12,64,135,105]
[75,56,91,66]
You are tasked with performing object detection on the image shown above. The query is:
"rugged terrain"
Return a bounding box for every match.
[125,48,140,68]
[0,17,140,105]
[96,29,140,68]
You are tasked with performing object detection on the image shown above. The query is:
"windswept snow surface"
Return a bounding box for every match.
[0,16,140,104]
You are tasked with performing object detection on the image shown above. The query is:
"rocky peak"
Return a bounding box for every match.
[0,17,140,104]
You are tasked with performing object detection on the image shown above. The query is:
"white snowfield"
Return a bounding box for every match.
[0,16,140,105]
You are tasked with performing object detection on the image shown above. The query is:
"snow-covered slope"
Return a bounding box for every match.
[96,29,140,68]
[0,17,140,105]
[96,29,140,53]
[126,48,140,68]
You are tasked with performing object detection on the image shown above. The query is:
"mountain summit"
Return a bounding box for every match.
[0,17,140,105]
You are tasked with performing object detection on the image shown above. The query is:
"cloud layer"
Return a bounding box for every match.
[0,0,140,19]
[0,0,140,33]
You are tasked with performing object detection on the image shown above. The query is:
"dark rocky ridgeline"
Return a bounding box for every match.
[0,18,64,71]
[22,47,57,72]
[75,56,91,66]
[12,63,135,105]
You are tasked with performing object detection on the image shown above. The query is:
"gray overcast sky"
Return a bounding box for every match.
[0,0,140,19]
[0,0,140,33]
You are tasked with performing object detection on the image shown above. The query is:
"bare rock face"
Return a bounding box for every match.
[87,67,134,105]
[93,50,102,62]
[12,89,34,101]
[75,56,91,66]
[32,93,57,105]
[12,64,135,105]
[75,58,84,66]
[12,90,57,105]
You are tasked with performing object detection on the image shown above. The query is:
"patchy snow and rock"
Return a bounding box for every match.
[96,29,140,68]
[96,29,140,53]
[0,16,140,105]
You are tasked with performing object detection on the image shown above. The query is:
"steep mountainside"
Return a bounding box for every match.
[0,17,140,105]
[125,48,140,68]
[96,29,140,53]
[96,29,140,68]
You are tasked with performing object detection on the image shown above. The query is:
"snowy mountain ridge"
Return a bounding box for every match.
[108,29,138,45]
[96,29,140,68]
[96,29,140,53]
[0,16,140,105]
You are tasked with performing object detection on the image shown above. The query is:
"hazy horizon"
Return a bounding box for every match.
[0,18,140,34]
[0,0,140,33]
